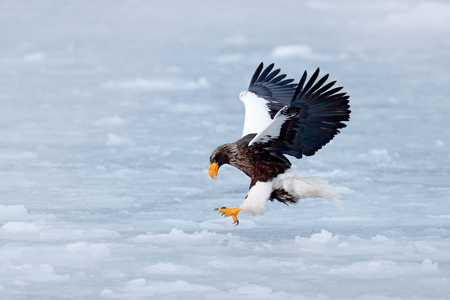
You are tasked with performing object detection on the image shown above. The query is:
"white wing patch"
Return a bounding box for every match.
[239,91,272,137]
[248,106,289,146]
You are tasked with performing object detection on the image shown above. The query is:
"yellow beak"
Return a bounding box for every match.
[208,162,219,179]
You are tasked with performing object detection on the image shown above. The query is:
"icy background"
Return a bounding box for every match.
[1,0,449,299]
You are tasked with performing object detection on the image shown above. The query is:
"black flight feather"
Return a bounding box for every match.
[248,63,299,119]
[254,66,350,159]
[249,62,264,88]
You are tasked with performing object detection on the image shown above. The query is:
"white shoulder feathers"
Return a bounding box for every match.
[248,106,289,146]
[239,91,272,137]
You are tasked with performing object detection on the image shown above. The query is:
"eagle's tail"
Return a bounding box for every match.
[273,171,343,209]
[292,176,343,210]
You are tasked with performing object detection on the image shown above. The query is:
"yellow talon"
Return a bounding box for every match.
[216,207,241,225]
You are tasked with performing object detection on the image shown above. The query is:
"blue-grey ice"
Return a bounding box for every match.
[0,1,449,299]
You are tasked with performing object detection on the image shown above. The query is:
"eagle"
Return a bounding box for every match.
[209,62,350,225]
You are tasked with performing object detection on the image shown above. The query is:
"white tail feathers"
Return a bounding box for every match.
[273,172,344,210]
[294,176,343,210]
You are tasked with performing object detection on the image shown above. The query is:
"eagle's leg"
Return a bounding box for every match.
[214,207,241,225]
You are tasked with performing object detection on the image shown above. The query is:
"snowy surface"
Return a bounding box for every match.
[1,0,450,299]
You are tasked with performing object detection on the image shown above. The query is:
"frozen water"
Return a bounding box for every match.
[1,0,450,299]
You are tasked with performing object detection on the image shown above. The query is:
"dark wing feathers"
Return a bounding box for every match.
[248,63,298,118]
[291,71,307,104]
[270,74,287,83]
[277,78,296,86]
[301,68,320,96]
[255,63,274,83]
[249,63,264,87]
[259,67,351,159]
[263,68,280,82]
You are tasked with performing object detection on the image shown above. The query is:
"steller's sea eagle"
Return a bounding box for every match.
[209,62,350,225]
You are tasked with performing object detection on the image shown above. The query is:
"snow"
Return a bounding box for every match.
[0,205,30,221]
[22,52,46,63]
[272,45,314,58]
[100,279,217,299]
[1,0,450,299]
[0,220,46,235]
[0,261,69,282]
[271,44,346,61]
[383,2,450,30]
[101,77,209,91]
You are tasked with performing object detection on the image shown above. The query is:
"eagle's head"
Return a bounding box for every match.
[208,144,230,179]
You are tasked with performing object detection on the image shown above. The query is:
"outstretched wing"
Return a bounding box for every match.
[240,63,298,137]
[249,68,350,159]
